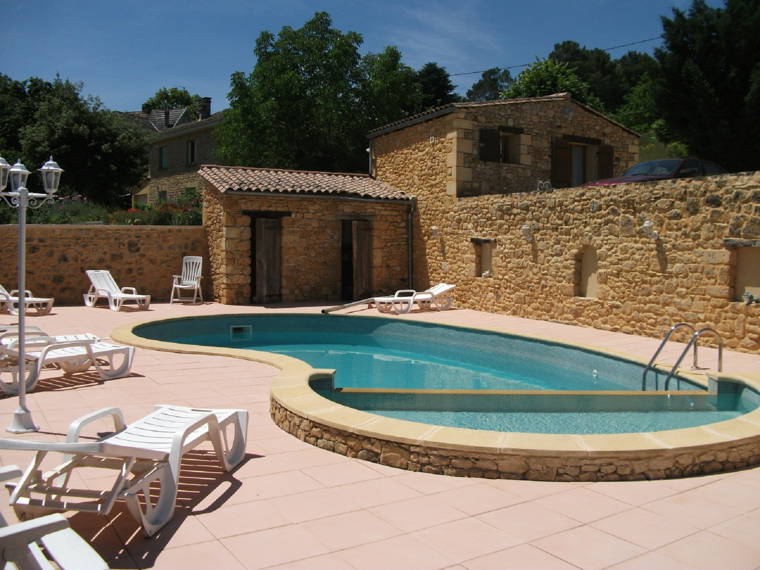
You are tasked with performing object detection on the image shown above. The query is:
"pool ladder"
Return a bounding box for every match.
[641,323,723,391]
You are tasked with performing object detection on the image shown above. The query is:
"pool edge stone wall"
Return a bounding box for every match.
[271,398,760,481]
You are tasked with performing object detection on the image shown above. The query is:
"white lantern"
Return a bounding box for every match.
[9,160,30,192]
[39,156,63,194]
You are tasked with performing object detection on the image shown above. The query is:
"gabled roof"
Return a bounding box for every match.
[124,108,189,132]
[367,93,638,138]
[198,165,411,201]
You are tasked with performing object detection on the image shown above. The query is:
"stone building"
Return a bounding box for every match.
[369,95,759,352]
[128,98,223,206]
[369,93,640,198]
[198,165,412,305]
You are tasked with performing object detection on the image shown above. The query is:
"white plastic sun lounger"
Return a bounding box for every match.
[0,405,248,537]
[0,284,54,316]
[0,466,108,569]
[83,269,150,311]
[0,329,134,395]
[374,283,456,314]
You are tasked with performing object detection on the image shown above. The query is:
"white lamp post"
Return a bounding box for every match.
[0,155,63,433]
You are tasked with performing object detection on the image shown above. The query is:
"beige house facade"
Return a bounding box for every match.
[130,99,222,206]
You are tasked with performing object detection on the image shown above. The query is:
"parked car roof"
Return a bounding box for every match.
[585,158,726,186]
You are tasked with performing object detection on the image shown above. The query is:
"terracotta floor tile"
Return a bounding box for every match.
[148,540,246,570]
[222,525,329,569]
[268,553,355,569]
[654,530,760,569]
[410,517,523,563]
[591,507,700,549]
[336,534,452,570]
[301,459,383,487]
[266,486,364,523]
[302,510,401,550]
[589,479,682,505]
[433,482,526,516]
[608,551,702,570]
[194,499,289,538]
[464,543,579,569]
[370,494,468,532]
[477,501,580,541]
[534,487,632,523]
[710,507,760,551]
[533,525,645,569]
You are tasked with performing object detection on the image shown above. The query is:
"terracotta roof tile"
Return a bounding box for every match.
[198,165,410,201]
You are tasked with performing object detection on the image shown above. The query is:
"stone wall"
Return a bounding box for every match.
[373,117,760,353]
[134,172,201,206]
[0,225,209,305]
[202,184,411,304]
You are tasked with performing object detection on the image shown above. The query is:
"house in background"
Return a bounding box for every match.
[127,97,223,206]
[369,93,639,197]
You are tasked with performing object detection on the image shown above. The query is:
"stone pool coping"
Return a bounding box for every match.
[113,313,760,481]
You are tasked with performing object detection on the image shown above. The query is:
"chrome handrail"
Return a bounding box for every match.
[664,327,723,390]
[642,323,695,390]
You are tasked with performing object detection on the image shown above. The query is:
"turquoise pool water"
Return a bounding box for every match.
[134,314,757,434]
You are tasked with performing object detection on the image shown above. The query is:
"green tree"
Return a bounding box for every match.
[502,59,604,110]
[466,68,512,102]
[0,75,149,206]
[654,0,760,171]
[217,12,422,172]
[359,46,422,127]
[416,62,461,110]
[549,41,619,109]
[142,87,204,118]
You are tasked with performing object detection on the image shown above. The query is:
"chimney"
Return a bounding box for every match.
[199,97,212,120]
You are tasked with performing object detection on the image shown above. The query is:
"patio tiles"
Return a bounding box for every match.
[369,494,468,532]
[532,526,645,569]
[590,507,701,549]
[463,544,579,569]
[532,486,632,523]
[408,517,524,564]
[476,501,581,542]
[1,303,760,569]
[651,530,760,570]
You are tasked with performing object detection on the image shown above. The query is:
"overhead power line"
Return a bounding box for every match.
[450,35,663,78]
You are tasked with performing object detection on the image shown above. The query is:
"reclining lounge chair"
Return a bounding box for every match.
[374,283,456,314]
[0,329,135,395]
[0,404,248,536]
[0,284,54,316]
[83,269,150,311]
[0,466,108,569]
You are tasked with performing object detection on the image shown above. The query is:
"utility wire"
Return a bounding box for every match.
[450,35,663,77]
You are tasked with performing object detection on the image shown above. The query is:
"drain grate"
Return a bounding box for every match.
[229,324,252,341]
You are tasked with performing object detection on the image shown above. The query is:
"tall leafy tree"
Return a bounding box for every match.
[466,68,512,102]
[142,87,204,118]
[549,41,618,109]
[217,12,422,172]
[416,62,461,110]
[654,0,760,171]
[0,74,149,206]
[502,59,604,110]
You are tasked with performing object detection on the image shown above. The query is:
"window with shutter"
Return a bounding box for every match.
[479,128,500,162]
[551,139,572,188]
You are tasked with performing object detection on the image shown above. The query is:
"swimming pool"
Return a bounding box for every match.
[118,312,760,481]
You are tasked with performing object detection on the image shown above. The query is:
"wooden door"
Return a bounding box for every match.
[352,220,371,300]
[254,217,282,304]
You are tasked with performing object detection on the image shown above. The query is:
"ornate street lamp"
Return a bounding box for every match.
[0,155,63,433]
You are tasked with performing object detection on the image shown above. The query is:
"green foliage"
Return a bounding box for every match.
[216,12,427,172]
[466,68,512,102]
[502,59,605,110]
[416,63,461,109]
[142,87,204,118]
[612,77,659,133]
[653,0,760,171]
[0,74,150,207]
[107,201,201,226]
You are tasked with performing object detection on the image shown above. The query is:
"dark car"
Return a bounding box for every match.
[585,158,726,186]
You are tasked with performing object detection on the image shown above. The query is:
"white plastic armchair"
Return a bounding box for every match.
[0,283,54,316]
[83,269,150,311]
[0,466,108,569]
[170,256,203,304]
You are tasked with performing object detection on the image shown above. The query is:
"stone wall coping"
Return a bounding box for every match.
[114,313,760,480]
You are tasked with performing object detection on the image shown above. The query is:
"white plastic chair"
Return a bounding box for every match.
[83,269,150,311]
[0,283,54,316]
[0,329,135,395]
[0,466,108,569]
[0,404,248,537]
[170,256,203,304]
[374,283,456,314]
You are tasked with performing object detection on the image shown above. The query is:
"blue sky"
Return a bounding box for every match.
[3,0,718,113]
